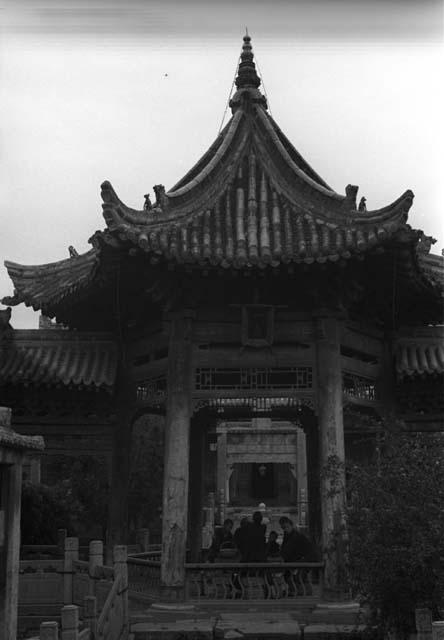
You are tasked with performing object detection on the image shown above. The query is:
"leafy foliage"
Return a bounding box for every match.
[21,455,109,543]
[346,423,444,637]
[21,481,79,544]
[128,414,164,535]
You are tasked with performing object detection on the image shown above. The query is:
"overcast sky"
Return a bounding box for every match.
[1,0,443,328]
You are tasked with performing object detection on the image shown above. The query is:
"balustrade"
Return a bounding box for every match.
[185,562,323,601]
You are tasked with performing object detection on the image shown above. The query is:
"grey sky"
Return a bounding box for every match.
[2,1,443,328]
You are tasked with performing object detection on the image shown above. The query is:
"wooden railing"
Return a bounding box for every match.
[185,562,324,601]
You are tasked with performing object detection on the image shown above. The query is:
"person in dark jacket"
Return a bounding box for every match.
[279,517,316,562]
[279,516,316,595]
[244,511,267,562]
[208,518,234,562]
[233,516,250,562]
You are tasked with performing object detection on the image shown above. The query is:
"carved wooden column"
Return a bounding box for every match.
[188,416,205,562]
[314,312,346,592]
[296,426,308,528]
[304,412,321,543]
[216,426,227,523]
[160,312,194,599]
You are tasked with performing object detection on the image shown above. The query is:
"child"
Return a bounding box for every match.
[266,530,281,560]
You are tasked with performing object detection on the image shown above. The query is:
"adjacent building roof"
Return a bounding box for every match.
[396,327,444,377]
[0,331,118,390]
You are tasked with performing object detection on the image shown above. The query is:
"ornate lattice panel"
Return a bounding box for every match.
[137,376,167,407]
[195,367,313,391]
[343,372,376,402]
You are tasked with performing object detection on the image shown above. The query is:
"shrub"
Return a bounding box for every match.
[347,423,444,638]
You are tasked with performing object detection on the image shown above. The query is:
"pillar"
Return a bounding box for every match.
[4,461,23,640]
[304,413,321,543]
[296,426,308,528]
[188,417,205,562]
[216,427,227,524]
[160,312,194,599]
[314,313,346,592]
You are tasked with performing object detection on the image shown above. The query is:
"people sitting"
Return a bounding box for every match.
[279,516,316,562]
[279,516,316,595]
[208,518,234,562]
[266,530,282,560]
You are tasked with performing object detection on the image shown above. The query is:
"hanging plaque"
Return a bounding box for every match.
[241,305,274,347]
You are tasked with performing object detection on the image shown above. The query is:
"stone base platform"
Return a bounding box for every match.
[130,603,367,639]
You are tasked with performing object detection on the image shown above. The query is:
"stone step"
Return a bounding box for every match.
[130,610,368,640]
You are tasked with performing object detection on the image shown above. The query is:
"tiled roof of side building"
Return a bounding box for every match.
[396,326,444,377]
[0,331,118,390]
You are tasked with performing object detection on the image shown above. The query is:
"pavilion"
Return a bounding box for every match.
[0,35,443,600]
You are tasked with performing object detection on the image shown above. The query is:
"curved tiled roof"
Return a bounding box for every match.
[1,34,440,320]
[0,332,118,390]
[99,35,415,269]
[3,249,98,311]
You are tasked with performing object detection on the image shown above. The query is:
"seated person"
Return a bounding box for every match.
[279,516,316,562]
[279,516,316,595]
[208,518,234,562]
[266,530,282,560]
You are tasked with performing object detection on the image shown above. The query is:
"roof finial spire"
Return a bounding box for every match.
[235,31,261,89]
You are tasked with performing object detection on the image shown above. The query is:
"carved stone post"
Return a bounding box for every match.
[416,608,432,640]
[432,622,444,640]
[83,596,97,638]
[113,545,128,639]
[314,312,346,592]
[61,605,79,640]
[160,311,194,599]
[63,537,79,605]
[88,540,103,594]
[40,621,59,640]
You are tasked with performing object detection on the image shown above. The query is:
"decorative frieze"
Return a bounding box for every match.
[195,367,313,391]
[193,396,315,415]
